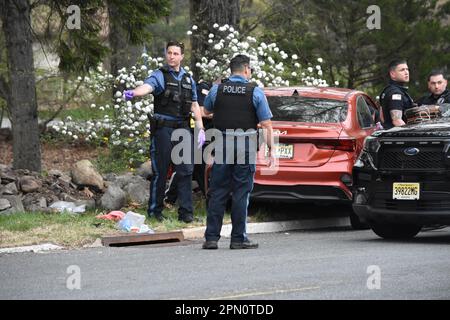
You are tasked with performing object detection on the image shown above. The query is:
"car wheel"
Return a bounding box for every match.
[370,222,422,239]
[349,210,370,230]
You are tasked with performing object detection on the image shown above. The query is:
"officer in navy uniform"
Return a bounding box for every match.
[164,80,212,204]
[416,70,450,106]
[380,59,415,129]
[201,54,275,250]
[124,41,205,223]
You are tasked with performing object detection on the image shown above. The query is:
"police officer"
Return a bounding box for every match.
[164,80,212,205]
[124,41,205,223]
[416,70,450,106]
[380,59,415,129]
[201,54,275,250]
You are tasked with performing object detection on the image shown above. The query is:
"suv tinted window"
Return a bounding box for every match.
[267,96,348,123]
[356,96,374,128]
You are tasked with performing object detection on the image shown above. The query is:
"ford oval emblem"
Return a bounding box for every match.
[404,147,420,156]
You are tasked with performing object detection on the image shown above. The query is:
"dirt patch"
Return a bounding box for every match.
[0,137,106,173]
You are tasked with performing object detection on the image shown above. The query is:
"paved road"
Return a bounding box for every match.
[1,225,449,300]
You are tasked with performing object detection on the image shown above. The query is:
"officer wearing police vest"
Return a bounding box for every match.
[124,41,205,223]
[201,54,275,250]
[164,80,212,205]
[379,59,415,129]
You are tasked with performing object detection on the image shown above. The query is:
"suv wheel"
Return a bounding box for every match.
[370,222,422,239]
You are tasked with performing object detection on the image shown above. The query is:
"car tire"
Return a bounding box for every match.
[370,222,422,239]
[349,210,370,230]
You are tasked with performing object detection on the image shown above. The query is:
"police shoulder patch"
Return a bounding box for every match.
[201,89,209,96]
[392,94,402,101]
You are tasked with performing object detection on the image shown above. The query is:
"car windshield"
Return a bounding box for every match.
[267,96,348,123]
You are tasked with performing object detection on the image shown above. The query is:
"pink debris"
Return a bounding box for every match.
[96,211,125,221]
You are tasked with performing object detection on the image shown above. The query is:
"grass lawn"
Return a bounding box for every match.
[0,198,238,249]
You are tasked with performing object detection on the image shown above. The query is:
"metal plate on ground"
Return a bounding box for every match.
[101,231,184,247]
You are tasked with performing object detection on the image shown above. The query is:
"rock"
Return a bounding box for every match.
[0,170,17,183]
[125,178,150,205]
[100,185,126,210]
[23,194,47,212]
[0,198,11,211]
[75,199,96,210]
[137,161,153,180]
[0,196,24,214]
[48,194,60,204]
[1,182,18,195]
[19,176,41,193]
[57,174,72,186]
[48,169,64,177]
[103,173,118,182]
[71,160,104,191]
[114,173,135,189]
[61,193,78,202]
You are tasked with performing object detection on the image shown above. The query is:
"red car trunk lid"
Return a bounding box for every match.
[258,121,353,167]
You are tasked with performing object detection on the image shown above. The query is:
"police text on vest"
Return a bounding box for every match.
[223,85,246,94]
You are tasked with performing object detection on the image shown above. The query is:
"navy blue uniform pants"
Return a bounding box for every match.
[148,126,193,218]
[205,135,256,243]
[165,148,208,203]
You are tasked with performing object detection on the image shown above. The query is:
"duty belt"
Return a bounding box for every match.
[148,115,190,129]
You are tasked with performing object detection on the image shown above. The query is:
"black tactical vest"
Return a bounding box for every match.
[213,82,258,131]
[379,81,414,129]
[154,67,193,119]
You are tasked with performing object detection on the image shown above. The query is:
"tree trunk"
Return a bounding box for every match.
[189,0,240,79]
[107,0,143,76]
[2,0,41,172]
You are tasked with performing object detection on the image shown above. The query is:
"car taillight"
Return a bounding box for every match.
[278,137,356,152]
[316,139,356,152]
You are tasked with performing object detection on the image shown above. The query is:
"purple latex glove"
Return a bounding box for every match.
[197,128,206,149]
[124,90,134,101]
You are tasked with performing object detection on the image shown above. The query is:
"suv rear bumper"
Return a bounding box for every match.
[352,170,450,224]
[353,203,450,225]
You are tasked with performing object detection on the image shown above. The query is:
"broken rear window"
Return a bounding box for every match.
[267,96,348,123]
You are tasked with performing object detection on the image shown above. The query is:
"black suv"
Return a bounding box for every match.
[352,104,450,239]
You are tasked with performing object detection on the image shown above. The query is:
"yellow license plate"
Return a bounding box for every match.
[265,144,294,159]
[392,183,420,200]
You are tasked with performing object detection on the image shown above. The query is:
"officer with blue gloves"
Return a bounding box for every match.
[124,41,205,223]
[164,80,212,205]
[201,54,275,250]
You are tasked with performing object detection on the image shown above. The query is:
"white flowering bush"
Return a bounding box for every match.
[50,54,167,168]
[189,24,328,87]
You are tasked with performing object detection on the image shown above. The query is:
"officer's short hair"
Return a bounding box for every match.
[428,69,447,81]
[230,54,251,73]
[388,59,407,72]
[166,41,184,54]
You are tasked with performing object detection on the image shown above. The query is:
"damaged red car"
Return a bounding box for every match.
[251,86,380,228]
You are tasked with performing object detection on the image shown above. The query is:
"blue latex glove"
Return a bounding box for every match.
[124,90,134,100]
[197,128,206,149]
